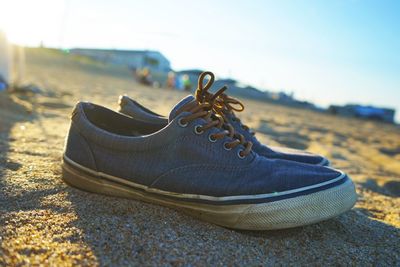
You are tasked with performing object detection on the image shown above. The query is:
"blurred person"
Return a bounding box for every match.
[131,67,138,79]
[138,67,152,86]
[166,71,176,89]
[182,74,191,91]
[175,74,184,90]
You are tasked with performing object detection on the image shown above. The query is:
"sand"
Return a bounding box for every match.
[0,48,399,266]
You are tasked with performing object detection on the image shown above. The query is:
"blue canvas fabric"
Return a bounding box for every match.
[119,95,329,166]
[64,96,346,204]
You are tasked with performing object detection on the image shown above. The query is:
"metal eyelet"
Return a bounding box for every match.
[223,142,232,151]
[237,150,246,159]
[178,118,188,127]
[208,134,217,143]
[194,125,204,135]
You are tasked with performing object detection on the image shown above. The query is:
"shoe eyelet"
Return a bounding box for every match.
[208,134,217,143]
[178,118,188,127]
[237,150,246,159]
[194,125,204,135]
[223,142,232,151]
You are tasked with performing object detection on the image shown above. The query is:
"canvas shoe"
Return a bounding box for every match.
[118,72,330,166]
[62,92,356,230]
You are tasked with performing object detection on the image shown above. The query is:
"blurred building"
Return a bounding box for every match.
[328,104,396,123]
[175,70,318,110]
[212,78,271,100]
[176,71,272,100]
[70,48,171,73]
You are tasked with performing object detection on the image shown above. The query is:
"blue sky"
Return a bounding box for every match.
[2,0,399,121]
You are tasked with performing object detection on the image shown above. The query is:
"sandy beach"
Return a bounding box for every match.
[1,48,399,266]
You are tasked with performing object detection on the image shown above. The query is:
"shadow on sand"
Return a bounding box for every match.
[0,91,66,216]
[360,179,400,197]
[64,181,400,265]
[0,91,35,194]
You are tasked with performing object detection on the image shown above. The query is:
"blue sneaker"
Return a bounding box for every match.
[63,93,356,230]
[118,72,330,166]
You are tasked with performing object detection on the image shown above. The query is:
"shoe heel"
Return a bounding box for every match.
[62,159,135,199]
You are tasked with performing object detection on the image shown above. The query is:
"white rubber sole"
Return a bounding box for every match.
[62,156,357,230]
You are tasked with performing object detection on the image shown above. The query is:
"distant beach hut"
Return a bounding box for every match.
[0,31,26,88]
[0,31,11,88]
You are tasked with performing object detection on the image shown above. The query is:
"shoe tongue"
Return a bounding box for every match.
[168,95,196,122]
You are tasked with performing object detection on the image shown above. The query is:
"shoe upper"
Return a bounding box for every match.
[224,112,329,166]
[119,94,329,166]
[118,95,166,124]
[65,95,345,204]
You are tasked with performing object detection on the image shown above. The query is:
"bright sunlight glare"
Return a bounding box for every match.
[0,0,67,46]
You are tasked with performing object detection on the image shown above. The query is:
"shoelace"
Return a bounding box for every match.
[176,72,253,158]
[195,72,254,135]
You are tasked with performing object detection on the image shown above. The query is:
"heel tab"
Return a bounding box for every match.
[71,101,93,120]
[70,101,83,119]
[118,95,130,107]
